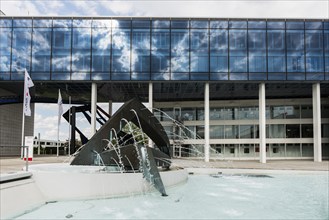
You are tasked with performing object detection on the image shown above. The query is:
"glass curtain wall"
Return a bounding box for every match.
[1,18,329,81]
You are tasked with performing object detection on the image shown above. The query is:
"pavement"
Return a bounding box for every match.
[0,155,328,174]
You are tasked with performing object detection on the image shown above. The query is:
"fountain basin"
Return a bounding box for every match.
[29,163,187,201]
[0,164,187,219]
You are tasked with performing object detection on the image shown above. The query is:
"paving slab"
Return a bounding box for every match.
[0,156,328,174]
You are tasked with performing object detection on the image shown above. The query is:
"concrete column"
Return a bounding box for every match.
[204,82,210,162]
[148,82,153,148]
[91,83,97,135]
[259,83,266,163]
[312,83,322,162]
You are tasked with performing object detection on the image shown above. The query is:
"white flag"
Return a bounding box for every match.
[23,69,34,116]
[58,89,63,125]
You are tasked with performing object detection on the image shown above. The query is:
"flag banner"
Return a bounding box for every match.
[23,136,34,161]
[23,69,34,116]
[58,89,63,125]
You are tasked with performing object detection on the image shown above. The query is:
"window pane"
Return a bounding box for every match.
[240,125,255,138]
[190,20,208,29]
[152,20,170,29]
[0,19,12,27]
[270,106,286,119]
[267,21,285,29]
[13,19,32,27]
[286,30,305,78]
[112,28,131,73]
[11,28,32,79]
[302,144,313,157]
[210,20,228,29]
[305,22,322,30]
[248,21,266,29]
[32,28,52,80]
[210,30,228,73]
[132,20,150,28]
[286,21,304,29]
[171,20,189,28]
[0,28,12,79]
[112,20,131,28]
[72,28,91,80]
[267,30,286,73]
[286,124,300,138]
[91,26,111,78]
[229,30,247,73]
[301,105,312,118]
[33,19,52,27]
[285,105,300,119]
[248,30,266,73]
[225,125,239,139]
[269,124,285,138]
[132,29,150,75]
[171,29,189,73]
[52,27,72,80]
[305,30,324,78]
[302,124,313,138]
[210,125,224,139]
[229,21,247,29]
[286,143,301,157]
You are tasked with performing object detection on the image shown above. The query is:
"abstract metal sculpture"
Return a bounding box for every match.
[70,99,171,196]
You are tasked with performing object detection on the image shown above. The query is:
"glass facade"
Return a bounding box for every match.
[1,17,328,81]
[156,101,329,159]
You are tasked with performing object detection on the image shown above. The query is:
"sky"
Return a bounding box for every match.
[1,0,328,141]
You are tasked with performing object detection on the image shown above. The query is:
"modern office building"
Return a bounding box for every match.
[0,17,328,162]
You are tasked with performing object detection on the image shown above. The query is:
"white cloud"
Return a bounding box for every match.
[1,0,328,18]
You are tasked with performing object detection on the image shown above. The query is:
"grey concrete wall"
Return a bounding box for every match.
[0,103,34,156]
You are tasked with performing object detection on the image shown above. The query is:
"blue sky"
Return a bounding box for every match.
[1,0,328,141]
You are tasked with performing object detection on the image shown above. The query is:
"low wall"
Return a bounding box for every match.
[0,164,188,219]
[31,166,188,201]
[0,178,45,219]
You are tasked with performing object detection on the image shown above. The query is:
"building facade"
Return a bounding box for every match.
[0,17,328,161]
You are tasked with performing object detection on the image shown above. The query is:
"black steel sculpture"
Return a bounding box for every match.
[63,105,110,155]
[70,99,171,196]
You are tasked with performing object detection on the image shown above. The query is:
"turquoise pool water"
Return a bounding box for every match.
[16,172,328,219]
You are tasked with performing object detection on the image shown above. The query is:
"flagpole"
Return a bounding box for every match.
[57,120,59,157]
[21,71,27,159]
[68,96,71,156]
[21,104,25,159]
[21,69,34,159]
[57,89,63,157]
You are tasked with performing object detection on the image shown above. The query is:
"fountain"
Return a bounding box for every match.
[69,98,174,196]
[0,99,189,219]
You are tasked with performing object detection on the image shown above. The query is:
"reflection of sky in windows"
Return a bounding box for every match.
[1,18,329,81]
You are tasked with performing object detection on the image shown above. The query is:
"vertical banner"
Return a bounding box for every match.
[24,136,34,161]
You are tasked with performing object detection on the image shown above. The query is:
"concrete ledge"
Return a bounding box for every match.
[0,172,32,184]
[0,178,45,219]
[30,164,188,201]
